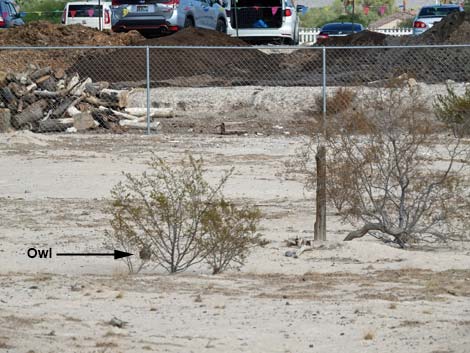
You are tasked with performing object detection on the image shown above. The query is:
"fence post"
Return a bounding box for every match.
[322,46,327,134]
[314,46,327,241]
[146,46,151,135]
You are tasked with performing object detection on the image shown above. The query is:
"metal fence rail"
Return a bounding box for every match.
[0,44,469,135]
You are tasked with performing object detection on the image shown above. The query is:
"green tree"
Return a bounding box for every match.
[300,0,398,28]
[17,0,67,23]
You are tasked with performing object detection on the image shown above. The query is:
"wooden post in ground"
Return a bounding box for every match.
[314,145,327,241]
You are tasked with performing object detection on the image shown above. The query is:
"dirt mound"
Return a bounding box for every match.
[69,46,280,86]
[0,22,144,73]
[140,27,249,46]
[320,30,388,47]
[0,24,250,74]
[0,21,143,46]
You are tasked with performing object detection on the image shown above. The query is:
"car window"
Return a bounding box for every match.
[68,4,103,17]
[7,2,17,16]
[322,23,361,32]
[233,0,283,7]
[419,6,459,17]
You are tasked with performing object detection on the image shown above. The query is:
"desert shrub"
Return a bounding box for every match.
[297,85,470,247]
[314,88,374,135]
[106,154,262,274]
[201,199,261,274]
[398,17,414,28]
[434,85,470,137]
[315,87,356,115]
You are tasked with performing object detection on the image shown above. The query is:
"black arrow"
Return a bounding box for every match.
[56,250,133,260]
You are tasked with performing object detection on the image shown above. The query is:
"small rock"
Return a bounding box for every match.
[284,250,296,257]
[109,317,127,328]
[54,68,65,80]
[194,294,202,303]
[73,112,95,131]
[0,71,7,85]
[407,78,417,87]
[71,283,84,292]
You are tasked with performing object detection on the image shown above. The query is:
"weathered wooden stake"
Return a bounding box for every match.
[314,145,327,241]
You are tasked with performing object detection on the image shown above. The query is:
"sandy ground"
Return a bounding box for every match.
[1,132,469,353]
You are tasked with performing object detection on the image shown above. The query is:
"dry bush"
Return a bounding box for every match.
[313,87,374,135]
[315,87,356,115]
[105,154,261,274]
[201,199,262,274]
[298,84,470,247]
[363,331,375,340]
[434,84,470,137]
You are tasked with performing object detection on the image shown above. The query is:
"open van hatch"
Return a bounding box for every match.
[230,0,283,29]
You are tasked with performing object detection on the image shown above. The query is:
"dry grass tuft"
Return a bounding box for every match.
[388,303,397,309]
[363,331,375,340]
[0,339,12,349]
[95,341,118,348]
[115,292,124,299]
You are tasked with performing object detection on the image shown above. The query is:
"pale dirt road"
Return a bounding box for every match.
[1,132,469,353]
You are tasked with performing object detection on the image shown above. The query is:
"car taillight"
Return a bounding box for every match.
[284,8,292,16]
[318,33,329,40]
[413,21,427,28]
[0,16,4,27]
[104,9,110,24]
[162,0,179,5]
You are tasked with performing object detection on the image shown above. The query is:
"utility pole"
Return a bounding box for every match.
[98,0,102,31]
[351,0,355,32]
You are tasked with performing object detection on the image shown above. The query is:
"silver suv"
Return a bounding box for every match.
[111,0,180,37]
[177,0,228,32]
[412,4,463,35]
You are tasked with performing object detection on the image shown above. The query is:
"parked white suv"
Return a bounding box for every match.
[225,0,300,44]
[62,1,112,30]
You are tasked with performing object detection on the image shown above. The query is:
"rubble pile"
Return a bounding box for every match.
[0,65,169,134]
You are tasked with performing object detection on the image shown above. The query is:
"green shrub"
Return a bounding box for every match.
[434,85,470,137]
[201,199,261,274]
[105,154,262,274]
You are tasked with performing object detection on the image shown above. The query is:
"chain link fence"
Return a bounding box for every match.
[1,45,469,134]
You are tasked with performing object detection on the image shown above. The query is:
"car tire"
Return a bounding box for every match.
[293,22,300,45]
[184,17,194,28]
[216,18,227,33]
